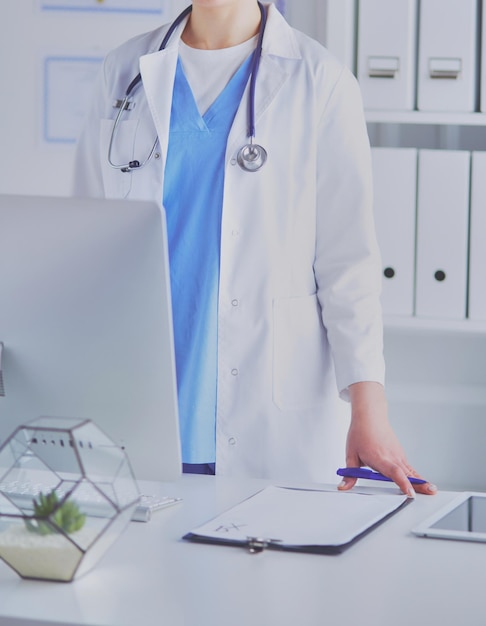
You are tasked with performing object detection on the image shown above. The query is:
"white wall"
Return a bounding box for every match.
[384,330,486,492]
[0,0,321,198]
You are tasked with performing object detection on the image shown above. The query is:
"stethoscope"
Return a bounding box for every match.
[108,2,268,174]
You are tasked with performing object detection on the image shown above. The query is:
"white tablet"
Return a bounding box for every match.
[412,492,486,543]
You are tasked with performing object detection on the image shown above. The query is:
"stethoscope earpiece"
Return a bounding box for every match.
[237,143,267,172]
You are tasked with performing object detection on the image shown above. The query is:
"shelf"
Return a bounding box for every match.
[365,110,486,127]
[386,382,486,407]
[384,316,486,336]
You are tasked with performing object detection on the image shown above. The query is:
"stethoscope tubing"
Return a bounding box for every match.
[247,2,267,139]
[124,5,193,99]
[107,2,267,173]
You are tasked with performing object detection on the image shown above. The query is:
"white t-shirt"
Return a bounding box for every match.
[178,36,258,115]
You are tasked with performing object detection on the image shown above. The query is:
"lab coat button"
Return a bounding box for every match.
[228,437,237,446]
[231,299,239,307]
[230,158,237,166]
[154,152,161,159]
[231,368,239,376]
[231,229,240,236]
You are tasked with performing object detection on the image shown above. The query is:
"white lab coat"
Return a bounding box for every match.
[73,4,385,484]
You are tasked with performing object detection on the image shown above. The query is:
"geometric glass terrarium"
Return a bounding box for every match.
[0,416,140,582]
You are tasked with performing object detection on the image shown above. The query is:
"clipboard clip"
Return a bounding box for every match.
[246,536,281,554]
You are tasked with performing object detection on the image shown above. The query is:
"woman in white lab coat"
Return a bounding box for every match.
[73,0,436,495]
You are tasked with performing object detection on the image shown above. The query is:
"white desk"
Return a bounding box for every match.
[0,475,482,626]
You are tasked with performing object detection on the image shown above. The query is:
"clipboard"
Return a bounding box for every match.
[183,485,411,554]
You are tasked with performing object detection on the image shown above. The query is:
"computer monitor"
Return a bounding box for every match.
[0,194,181,482]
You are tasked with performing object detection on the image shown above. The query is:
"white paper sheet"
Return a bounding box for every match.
[187,486,409,548]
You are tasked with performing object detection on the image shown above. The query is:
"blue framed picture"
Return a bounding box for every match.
[43,56,103,144]
[40,0,166,15]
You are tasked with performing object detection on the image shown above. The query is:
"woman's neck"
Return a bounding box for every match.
[182,1,262,50]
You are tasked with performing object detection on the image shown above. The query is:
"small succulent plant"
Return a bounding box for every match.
[24,489,86,536]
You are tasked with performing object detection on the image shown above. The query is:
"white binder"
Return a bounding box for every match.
[417,0,478,112]
[482,0,486,112]
[415,150,470,319]
[324,0,357,72]
[371,147,417,316]
[469,152,486,320]
[357,0,417,110]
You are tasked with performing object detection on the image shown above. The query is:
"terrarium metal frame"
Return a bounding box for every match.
[0,416,140,582]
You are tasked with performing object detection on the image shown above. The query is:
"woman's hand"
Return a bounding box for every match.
[338,382,437,497]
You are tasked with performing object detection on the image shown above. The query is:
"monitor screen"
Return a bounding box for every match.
[0,194,181,482]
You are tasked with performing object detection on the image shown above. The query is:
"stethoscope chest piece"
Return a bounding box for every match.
[237,142,267,172]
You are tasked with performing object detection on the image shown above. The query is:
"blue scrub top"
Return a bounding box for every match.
[163,55,252,464]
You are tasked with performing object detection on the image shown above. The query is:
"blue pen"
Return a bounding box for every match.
[337,467,427,485]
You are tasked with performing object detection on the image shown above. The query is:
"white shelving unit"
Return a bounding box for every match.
[366,111,486,127]
[384,316,486,336]
[322,1,486,491]
[374,105,486,490]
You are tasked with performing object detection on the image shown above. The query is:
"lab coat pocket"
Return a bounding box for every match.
[99,118,138,199]
[273,294,327,411]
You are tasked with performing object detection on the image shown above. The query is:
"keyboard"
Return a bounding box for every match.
[0,481,182,523]
[132,494,182,522]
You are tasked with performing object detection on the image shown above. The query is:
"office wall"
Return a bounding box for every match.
[0,0,321,198]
